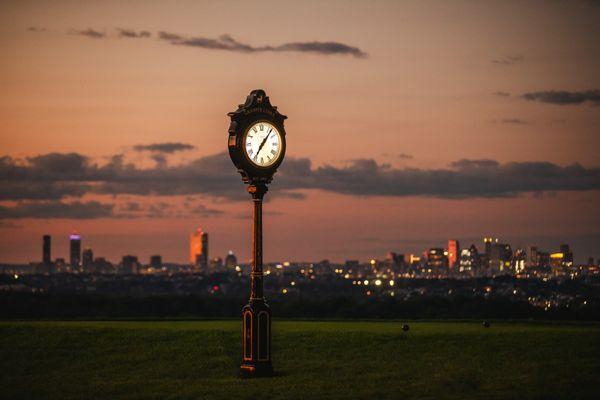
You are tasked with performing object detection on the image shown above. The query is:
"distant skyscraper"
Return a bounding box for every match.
[427,248,448,274]
[190,228,208,268]
[43,235,51,266]
[483,237,497,256]
[490,242,512,274]
[82,248,93,271]
[459,244,479,276]
[447,240,460,269]
[225,250,238,269]
[69,233,81,270]
[528,246,539,269]
[559,244,573,264]
[513,248,526,273]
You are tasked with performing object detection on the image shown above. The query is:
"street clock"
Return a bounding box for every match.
[227,89,287,378]
[228,89,287,184]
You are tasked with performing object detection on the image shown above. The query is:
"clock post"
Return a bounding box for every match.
[227,89,287,378]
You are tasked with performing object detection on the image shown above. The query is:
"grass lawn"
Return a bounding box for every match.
[0,320,598,399]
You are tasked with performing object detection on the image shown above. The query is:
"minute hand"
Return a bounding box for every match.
[256,129,272,155]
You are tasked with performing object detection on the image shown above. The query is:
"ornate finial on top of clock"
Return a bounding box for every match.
[228,89,287,121]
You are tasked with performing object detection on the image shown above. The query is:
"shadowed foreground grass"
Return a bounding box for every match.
[0,320,598,399]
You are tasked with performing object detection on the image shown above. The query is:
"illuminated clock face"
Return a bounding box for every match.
[244,121,282,167]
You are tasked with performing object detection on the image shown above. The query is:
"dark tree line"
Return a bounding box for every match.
[1,292,598,320]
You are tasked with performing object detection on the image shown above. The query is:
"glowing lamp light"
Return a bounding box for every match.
[375,279,382,286]
[389,280,395,286]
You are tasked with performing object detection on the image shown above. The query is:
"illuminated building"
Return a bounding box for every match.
[513,248,526,274]
[225,251,238,269]
[426,248,448,275]
[408,254,422,276]
[489,242,512,274]
[459,244,479,276]
[528,246,539,269]
[447,240,460,269]
[82,248,93,271]
[560,244,573,264]
[69,233,81,270]
[537,251,550,268]
[43,235,51,266]
[483,237,497,255]
[550,245,573,276]
[550,252,565,275]
[190,228,208,268]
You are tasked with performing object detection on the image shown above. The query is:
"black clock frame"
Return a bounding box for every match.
[228,89,287,184]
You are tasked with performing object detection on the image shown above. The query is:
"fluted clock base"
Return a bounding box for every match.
[240,300,273,378]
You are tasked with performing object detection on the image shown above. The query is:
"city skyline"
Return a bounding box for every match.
[16,230,596,268]
[1,0,599,264]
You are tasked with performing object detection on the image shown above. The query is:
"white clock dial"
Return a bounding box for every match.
[244,122,282,167]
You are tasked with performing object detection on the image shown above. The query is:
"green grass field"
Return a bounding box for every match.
[1,320,599,399]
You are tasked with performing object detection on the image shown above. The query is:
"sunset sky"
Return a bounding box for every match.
[1,0,599,264]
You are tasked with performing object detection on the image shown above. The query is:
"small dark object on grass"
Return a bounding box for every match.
[402,324,410,331]
[483,321,490,328]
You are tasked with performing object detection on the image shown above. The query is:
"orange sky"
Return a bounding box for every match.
[1,0,599,263]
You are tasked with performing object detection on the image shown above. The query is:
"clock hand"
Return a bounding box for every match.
[256,129,272,156]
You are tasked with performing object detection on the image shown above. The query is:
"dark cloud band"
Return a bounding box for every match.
[69,28,106,39]
[133,142,195,153]
[159,32,367,58]
[30,27,366,58]
[1,152,598,205]
[522,90,600,105]
[116,28,151,38]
